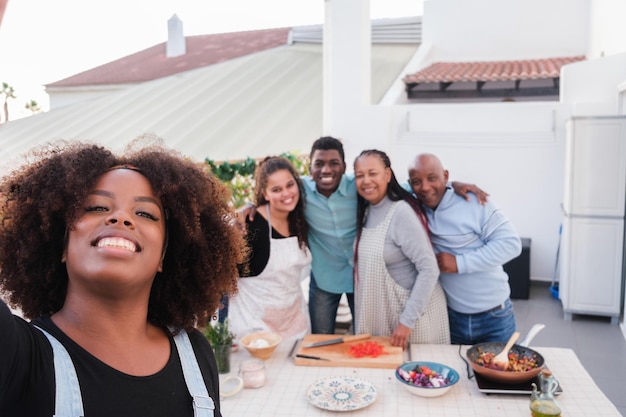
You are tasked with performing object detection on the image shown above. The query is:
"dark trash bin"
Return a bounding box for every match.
[504,238,531,300]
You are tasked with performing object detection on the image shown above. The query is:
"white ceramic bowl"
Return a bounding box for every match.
[395,361,460,397]
[239,331,282,360]
[220,376,243,398]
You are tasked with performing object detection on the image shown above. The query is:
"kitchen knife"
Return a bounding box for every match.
[295,354,331,361]
[303,333,370,348]
[288,338,302,359]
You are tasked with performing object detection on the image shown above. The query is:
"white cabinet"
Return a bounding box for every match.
[560,117,626,324]
[563,117,626,216]
[560,217,622,323]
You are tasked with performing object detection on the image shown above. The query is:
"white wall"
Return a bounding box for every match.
[394,102,565,282]
[588,0,626,59]
[561,53,626,116]
[323,0,371,135]
[422,0,589,62]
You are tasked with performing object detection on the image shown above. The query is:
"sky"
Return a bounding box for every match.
[0,0,423,120]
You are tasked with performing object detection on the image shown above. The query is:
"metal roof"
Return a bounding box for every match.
[0,42,418,172]
[292,16,421,44]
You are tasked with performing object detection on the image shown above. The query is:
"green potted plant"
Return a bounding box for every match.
[204,319,234,374]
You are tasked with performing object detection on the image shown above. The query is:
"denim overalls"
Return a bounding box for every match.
[35,326,215,417]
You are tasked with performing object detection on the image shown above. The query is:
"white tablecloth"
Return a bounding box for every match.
[219,342,622,416]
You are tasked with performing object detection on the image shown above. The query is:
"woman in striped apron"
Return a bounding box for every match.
[353,149,449,349]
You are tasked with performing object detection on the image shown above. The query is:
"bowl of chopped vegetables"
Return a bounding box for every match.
[395,361,459,397]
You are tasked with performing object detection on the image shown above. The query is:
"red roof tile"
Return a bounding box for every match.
[47,27,291,87]
[403,56,585,84]
[0,0,8,27]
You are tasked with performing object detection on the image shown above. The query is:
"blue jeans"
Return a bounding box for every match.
[308,272,355,334]
[448,298,516,345]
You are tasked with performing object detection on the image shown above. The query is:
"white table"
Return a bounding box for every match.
[219,342,623,416]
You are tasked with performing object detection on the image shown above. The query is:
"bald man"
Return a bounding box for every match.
[408,153,521,345]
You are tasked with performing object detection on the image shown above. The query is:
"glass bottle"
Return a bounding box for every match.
[530,369,561,417]
[239,358,266,388]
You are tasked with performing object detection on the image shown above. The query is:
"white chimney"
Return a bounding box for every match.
[167,14,186,58]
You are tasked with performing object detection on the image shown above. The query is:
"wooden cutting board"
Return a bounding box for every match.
[293,334,404,369]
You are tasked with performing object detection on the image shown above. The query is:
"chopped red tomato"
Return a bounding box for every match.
[349,341,388,358]
[420,366,433,376]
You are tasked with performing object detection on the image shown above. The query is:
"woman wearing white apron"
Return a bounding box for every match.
[353,150,450,348]
[229,157,312,344]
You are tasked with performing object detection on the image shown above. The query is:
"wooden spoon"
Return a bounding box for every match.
[491,331,520,371]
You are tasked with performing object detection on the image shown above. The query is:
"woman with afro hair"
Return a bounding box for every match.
[0,136,245,417]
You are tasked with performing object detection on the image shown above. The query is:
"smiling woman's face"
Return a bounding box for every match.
[354,154,391,205]
[262,168,300,214]
[63,169,166,292]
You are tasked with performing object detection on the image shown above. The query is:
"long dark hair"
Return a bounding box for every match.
[253,156,308,249]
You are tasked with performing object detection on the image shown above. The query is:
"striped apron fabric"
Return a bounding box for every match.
[355,201,450,344]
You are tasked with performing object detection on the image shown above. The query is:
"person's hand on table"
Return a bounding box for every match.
[451,181,489,205]
[391,323,411,348]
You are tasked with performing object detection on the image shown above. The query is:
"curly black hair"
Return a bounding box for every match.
[253,156,308,249]
[0,137,245,331]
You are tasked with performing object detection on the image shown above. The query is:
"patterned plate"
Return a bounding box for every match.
[306,376,377,412]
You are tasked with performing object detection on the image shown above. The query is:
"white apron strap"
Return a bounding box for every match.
[172,329,215,417]
[34,325,84,417]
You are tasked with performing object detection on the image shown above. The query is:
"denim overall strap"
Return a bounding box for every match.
[34,326,85,417]
[172,329,215,417]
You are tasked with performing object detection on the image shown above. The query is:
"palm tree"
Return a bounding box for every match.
[25,99,41,115]
[1,82,16,123]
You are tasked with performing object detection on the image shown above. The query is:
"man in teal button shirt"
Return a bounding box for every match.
[304,137,357,334]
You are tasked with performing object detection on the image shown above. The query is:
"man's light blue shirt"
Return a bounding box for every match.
[424,187,521,314]
[303,174,356,294]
